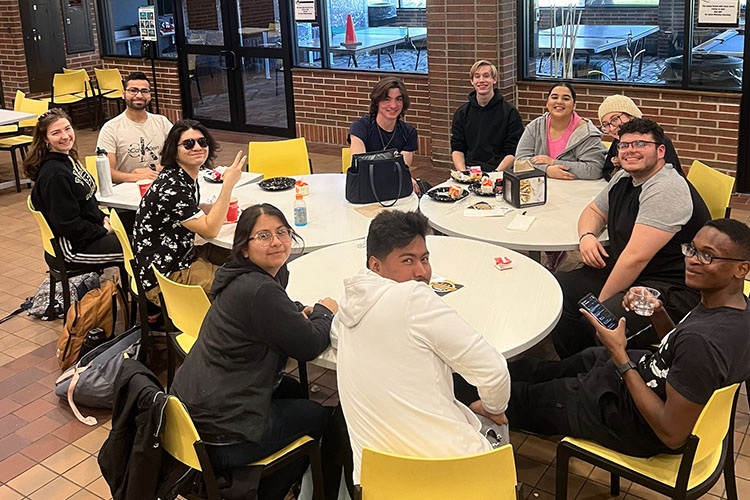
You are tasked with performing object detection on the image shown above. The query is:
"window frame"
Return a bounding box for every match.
[96,0,177,61]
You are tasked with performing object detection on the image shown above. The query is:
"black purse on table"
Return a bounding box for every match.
[345,148,413,207]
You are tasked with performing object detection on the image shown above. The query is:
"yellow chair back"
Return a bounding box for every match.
[744,280,749,297]
[52,72,88,104]
[602,140,612,149]
[16,96,49,128]
[341,147,351,173]
[360,444,518,500]
[691,384,740,464]
[687,160,735,220]
[13,90,25,111]
[109,209,138,293]
[27,196,57,257]
[248,138,311,178]
[153,265,211,339]
[63,67,93,96]
[85,155,98,189]
[94,68,124,98]
[163,396,204,471]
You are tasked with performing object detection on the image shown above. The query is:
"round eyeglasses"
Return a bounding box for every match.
[681,243,747,265]
[249,228,293,247]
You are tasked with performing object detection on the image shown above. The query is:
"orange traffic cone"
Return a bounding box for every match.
[344,14,359,46]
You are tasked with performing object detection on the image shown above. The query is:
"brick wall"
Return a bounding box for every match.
[185,0,220,31]
[0,0,28,108]
[516,81,741,175]
[238,0,275,29]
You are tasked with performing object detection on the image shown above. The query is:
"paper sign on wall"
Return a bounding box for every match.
[295,0,316,21]
[139,6,157,41]
[698,0,740,26]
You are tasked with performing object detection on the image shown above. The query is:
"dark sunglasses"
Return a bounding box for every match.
[179,137,209,150]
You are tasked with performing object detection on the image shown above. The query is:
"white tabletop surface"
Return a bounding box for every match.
[97,171,263,211]
[419,174,609,252]
[208,173,419,251]
[0,110,36,126]
[286,235,563,370]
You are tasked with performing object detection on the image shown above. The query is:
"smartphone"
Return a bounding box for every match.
[578,293,619,330]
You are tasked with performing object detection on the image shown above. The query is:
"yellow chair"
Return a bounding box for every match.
[248,137,312,178]
[342,147,351,173]
[602,140,612,149]
[152,265,211,388]
[27,196,120,322]
[356,445,520,500]
[162,396,326,500]
[52,70,97,130]
[94,68,124,117]
[0,96,49,191]
[84,155,98,189]
[0,90,26,134]
[687,160,735,220]
[556,384,740,499]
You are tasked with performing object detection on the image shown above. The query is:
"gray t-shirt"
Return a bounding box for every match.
[96,112,173,174]
[593,164,692,233]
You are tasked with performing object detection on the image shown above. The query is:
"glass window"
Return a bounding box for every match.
[292,0,427,73]
[97,0,177,59]
[689,0,745,90]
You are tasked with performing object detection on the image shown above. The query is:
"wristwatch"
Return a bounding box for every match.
[615,360,637,380]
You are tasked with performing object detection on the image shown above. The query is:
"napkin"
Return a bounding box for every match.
[507,214,535,231]
[463,206,513,218]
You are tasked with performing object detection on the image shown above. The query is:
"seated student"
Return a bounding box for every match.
[348,77,420,191]
[171,204,337,500]
[450,60,524,172]
[133,119,246,304]
[24,108,122,265]
[505,219,750,458]
[552,118,710,358]
[598,94,683,180]
[331,210,510,483]
[515,82,606,180]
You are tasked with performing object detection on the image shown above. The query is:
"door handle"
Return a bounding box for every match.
[219,50,237,71]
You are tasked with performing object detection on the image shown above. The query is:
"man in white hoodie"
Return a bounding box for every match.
[330,210,511,483]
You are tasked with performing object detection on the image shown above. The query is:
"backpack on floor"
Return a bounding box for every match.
[56,279,126,370]
[28,273,100,320]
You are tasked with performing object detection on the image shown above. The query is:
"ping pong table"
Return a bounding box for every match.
[693,28,745,57]
[537,25,659,80]
[298,27,427,70]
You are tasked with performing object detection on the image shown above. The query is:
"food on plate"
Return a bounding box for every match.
[481,176,494,194]
[469,166,482,180]
[450,170,472,183]
[448,185,462,200]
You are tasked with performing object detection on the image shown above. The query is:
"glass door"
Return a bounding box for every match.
[174,0,295,137]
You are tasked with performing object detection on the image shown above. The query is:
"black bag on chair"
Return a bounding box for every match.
[345,149,413,207]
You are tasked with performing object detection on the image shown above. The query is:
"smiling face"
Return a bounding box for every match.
[242,214,292,276]
[123,78,152,111]
[617,131,665,178]
[685,226,747,291]
[377,88,404,122]
[176,128,209,169]
[368,235,432,284]
[471,64,497,98]
[601,111,631,139]
[45,118,75,154]
[546,86,575,119]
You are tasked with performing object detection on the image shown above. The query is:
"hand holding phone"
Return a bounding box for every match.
[578,293,619,330]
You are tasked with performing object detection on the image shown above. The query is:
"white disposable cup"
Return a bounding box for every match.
[629,286,661,316]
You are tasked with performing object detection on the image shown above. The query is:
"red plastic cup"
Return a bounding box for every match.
[136,179,152,197]
[226,198,240,223]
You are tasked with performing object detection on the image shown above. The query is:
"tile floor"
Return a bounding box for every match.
[0,127,749,499]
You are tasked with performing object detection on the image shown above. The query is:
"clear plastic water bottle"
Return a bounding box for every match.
[294,193,307,227]
[95,147,114,197]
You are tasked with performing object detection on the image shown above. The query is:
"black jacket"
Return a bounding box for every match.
[450,90,524,172]
[170,256,333,444]
[603,135,683,180]
[30,152,107,251]
[98,358,169,500]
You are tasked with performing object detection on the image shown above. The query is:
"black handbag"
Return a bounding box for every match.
[345,149,413,207]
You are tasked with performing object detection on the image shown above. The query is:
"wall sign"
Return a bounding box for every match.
[295,0,316,21]
[139,6,157,41]
[697,0,740,26]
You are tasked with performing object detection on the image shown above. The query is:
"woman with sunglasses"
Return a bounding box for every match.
[597,94,683,180]
[171,203,337,500]
[24,108,123,265]
[133,119,246,305]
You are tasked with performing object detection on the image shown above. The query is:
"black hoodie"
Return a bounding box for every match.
[170,256,332,443]
[450,90,524,172]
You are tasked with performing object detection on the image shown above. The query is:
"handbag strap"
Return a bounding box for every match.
[368,161,403,208]
[66,366,98,426]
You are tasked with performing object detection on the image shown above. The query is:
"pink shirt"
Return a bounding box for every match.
[546,112,581,159]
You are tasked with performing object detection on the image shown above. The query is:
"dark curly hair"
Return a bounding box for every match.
[369,77,410,119]
[617,118,665,145]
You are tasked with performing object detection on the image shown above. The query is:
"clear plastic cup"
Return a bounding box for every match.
[629,286,661,316]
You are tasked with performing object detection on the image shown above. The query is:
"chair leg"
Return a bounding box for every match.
[45,274,58,321]
[307,441,325,500]
[298,360,309,398]
[555,444,571,499]
[724,430,739,500]
[610,472,620,496]
[166,337,175,390]
[9,148,21,192]
[60,272,72,325]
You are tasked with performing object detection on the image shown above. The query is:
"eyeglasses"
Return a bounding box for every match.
[616,140,661,151]
[681,243,747,265]
[125,88,151,96]
[248,228,293,247]
[600,113,625,133]
[179,137,209,150]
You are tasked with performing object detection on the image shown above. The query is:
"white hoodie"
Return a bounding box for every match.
[331,269,511,483]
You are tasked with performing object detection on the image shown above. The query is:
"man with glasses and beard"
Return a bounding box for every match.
[550,119,710,358]
[97,72,173,184]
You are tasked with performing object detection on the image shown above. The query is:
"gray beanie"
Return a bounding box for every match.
[597,95,643,122]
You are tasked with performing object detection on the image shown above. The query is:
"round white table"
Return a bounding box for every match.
[419,175,609,253]
[209,173,419,252]
[286,235,563,369]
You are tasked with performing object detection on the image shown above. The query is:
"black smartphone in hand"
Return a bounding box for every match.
[578,293,619,330]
